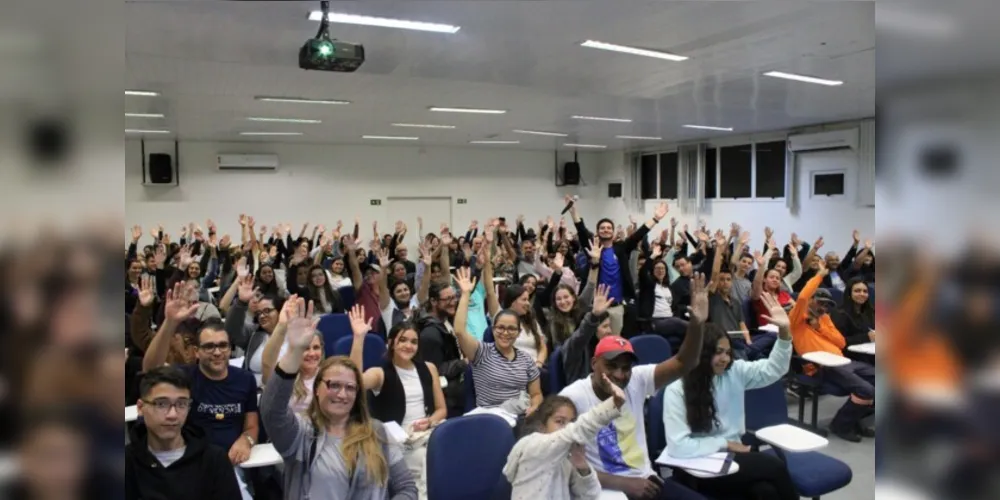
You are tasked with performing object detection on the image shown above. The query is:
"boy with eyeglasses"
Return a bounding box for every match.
[143,282,260,500]
[127,366,242,499]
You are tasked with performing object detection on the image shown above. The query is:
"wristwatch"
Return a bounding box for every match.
[244,433,255,447]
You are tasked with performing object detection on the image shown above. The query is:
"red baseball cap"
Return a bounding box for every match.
[594,336,638,362]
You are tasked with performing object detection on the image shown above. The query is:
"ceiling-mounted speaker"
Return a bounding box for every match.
[608,182,623,198]
[148,153,173,184]
[563,162,580,185]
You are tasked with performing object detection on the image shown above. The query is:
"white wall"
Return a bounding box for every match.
[125,140,605,239]
[593,149,875,253]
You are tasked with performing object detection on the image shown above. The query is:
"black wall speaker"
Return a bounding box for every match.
[608,182,623,198]
[148,153,173,184]
[563,162,581,185]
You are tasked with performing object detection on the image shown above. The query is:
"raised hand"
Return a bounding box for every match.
[286,298,318,350]
[688,273,709,323]
[237,275,257,303]
[239,214,248,227]
[740,231,751,245]
[348,304,372,339]
[654,202,669,221]
[163,282,199,324]
[864,239,873,250]
[764,226,774,240]
[650,244,663,260]
[484,228,495,244]
[177,245,193,269]
[602,373,626,408]
[853,230,861,246]
[154,245,167,269]
[814,236,825,250]
[455,267,477,294]
[790,233,801,248]
[207,219,217,234]
[592,284,613,315]
[516,214,525,225]
[759,292,791,331]
[219,234,231,249]
[138,275,156,307]
[279,294,299,325]
[131,225,143,242]
[551,252,564,271]
[815,257,829,276]
[670,217,678,228]
[587,236,602,263]
[236,256,249,278]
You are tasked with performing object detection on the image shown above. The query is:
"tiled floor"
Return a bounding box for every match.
[787,395,875,500]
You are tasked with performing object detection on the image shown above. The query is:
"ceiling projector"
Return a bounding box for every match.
[300,1,365,73]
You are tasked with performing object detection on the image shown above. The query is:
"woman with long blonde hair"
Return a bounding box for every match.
[260,298,417,500]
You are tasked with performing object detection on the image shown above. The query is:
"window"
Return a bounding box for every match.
[813,172,846,196]
[640,154,658,200]
[658,152,679,199]
[719,144,752,198]
[755,141,786,198]
[704,148,717,199]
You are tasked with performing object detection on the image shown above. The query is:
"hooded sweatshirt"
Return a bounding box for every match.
[125,423,241,500]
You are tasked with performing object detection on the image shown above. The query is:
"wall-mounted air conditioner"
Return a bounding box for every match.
[217,154,279,171]
[788,129,858,152]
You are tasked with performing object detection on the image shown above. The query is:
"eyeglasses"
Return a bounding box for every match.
[199,342,231,353]
[437,295,458,303]
[321,380,359,395]
[256,308,276,319]
[494,325,520,335]
[142,398,193,413]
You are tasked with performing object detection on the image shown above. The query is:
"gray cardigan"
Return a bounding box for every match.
[560,312,606,385]
[261,367,417,500]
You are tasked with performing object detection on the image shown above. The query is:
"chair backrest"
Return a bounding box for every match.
[337,286,356,312]
[317,314,352,357]
[868,285,875,304]
[548,347,565,395]
[744,381,789,431]
[645,388,667,460]
[332,334,386,371]
[464,366,477,413]
[742,298,759,331]
[427,414,515,500]
[630,335,672,366]
[825,287,844,306]
[483,326,494,344]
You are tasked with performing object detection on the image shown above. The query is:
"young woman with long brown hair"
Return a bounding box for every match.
[260,298,417,500]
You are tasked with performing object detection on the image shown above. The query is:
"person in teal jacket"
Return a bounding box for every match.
[662,293,797,500]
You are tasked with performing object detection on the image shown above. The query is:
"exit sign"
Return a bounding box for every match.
[457,198,468,205]
[370,199,382,206]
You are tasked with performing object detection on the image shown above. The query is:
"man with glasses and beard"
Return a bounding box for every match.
[418,281,466,417]
[126,366,242,499]
[142,282,260,500]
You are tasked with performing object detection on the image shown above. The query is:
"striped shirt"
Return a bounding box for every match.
[471,343,540,409]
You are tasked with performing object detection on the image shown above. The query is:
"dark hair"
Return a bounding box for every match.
[682,325,731,434]
[520,395,577,437]
[596,218,615,230]
[501,285,543,352]
[548,284,582,346]
[425,282,453,313]
[842,277,874,322]
[19,406,89,445]
[255,263,279,297]
[307,265,342,313]
[767,257,786,270]
[196,318,228,343]
[140,365,192,398]
[386,321,420,361]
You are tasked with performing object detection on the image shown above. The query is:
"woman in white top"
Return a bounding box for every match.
[485,249,548,367]
[378,249,428,332]
[260,295,326,414]
[503,375,626,500]
[640,244,688,338]
[326,256,353,290]
[349,305,447,500]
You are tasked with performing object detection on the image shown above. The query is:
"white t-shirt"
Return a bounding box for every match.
[151,446,186,468]
[513,322,542,361]
[653,284,674,319]
[559,365,656,478]
[398,365,427,429]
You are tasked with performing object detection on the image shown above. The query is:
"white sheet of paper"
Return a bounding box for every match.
[655,451,731,474]
[465,407,518,427]
[241,443,283,469]
[382,421,409,444]
[126,406,138,422]
[229,357,245,368]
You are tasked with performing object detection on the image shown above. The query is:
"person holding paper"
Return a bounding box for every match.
[502,374,627,500]
[662,293,796,500]
[349,304,447,500]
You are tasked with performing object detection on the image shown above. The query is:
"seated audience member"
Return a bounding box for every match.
[831,277,876,350]
[485,257,548,368]
[225,275,281,386]
[454,267,544,415]
[254,263,287,303]
[142,282,260,500]
[546,242,599,348]
[131,276,198,365]
[557,275,709,500]
[417,281,466,417]
[706,237,775,361]
[126,366,242,500]
[669,255,694,320]
[503,375,627,500]
[378,248,427,331]
[561,284,615,385]
[569,198,670,335]
[662,295,796,500]
[640,244,689,341]
[791,261,875,442]
[751,247,793,326]
[326,256,353,290]
[349,306,447,500]
[820,231,864,292]
[305,264,345,315]
[260,295,326,413]
[346,238,384,329]
[260,307,417,500]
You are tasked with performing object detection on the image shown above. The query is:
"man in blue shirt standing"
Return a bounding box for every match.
[568,196,670,336]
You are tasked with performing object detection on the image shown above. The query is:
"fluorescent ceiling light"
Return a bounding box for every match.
[470,140,520,145]
[240,132,303,136]
[513,129,568,137]
[125,129,170,134]
[125,90,160,97]
[572,115,632,123]
[564,143,607,149]
[581,40,688,62]
[362,135,419,141]
[683,124,734,132]
[247,117,322,124]
[391,123,456,129]
[255,96,350,105]
[430,107,506,114]
[763,71,843,86]
[125,113,165,119]
[616,135,662,140]
[309,11,460,34]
